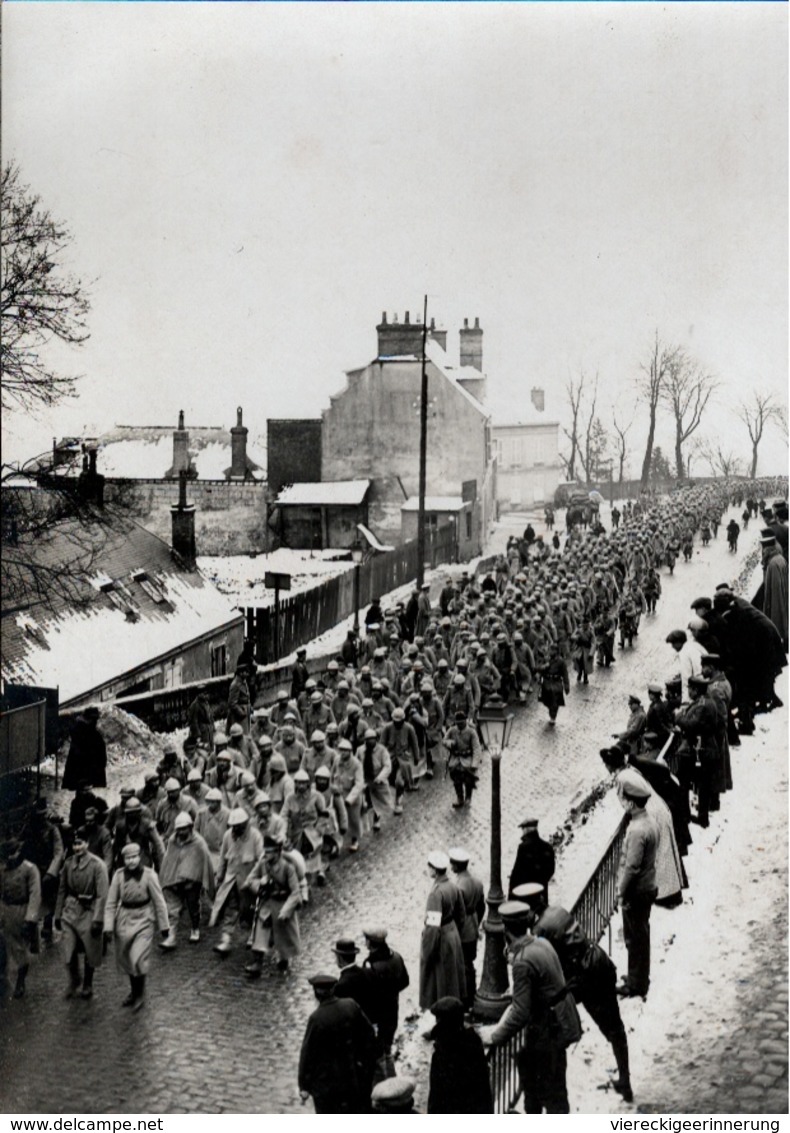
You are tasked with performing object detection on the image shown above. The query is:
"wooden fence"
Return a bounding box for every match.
[245,522,458,664]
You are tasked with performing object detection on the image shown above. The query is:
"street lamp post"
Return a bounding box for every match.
[474,694,515,1021]
[351,538,364,637]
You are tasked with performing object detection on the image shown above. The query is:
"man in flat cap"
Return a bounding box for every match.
[645,684,673,750]
[362,927,410,1080]
[419,851,466,1010]
[478,901,578,1113]
[298,972,376,1113]
[616,778,658,998]
[613,694,647,756]
[508,818,555,900]
[372,1076,419,1113]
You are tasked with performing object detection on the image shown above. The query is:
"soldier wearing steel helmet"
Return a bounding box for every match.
[209,808,262,956]
[158,812,214,949]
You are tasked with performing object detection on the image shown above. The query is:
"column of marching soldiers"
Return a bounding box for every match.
[2,478,787,1114]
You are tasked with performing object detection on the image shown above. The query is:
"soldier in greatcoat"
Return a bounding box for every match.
[419,851,466,1010]
[444,711,481,809]
[0,839,41,1000]
[54,828,109,999]
[103,842,169,1010]
[158,812,215,948]
[20,798,64,942]
[360,728,392,833]
[449,848,485,1008]
[209,809,263,955]
[194,787,230,871]
[282,769,329,885]
[225,666,252,735]
[244,836,302,975]
[112,796,165,872]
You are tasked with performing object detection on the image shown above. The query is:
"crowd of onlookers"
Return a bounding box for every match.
[2,477,786,1112]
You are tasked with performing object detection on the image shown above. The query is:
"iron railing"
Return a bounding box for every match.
[487,734,674,1112]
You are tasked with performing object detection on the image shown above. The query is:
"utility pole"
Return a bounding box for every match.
[416,294,429,588]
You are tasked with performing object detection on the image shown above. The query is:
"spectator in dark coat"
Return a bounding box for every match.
[508,818,555,899]
[62,707,106,790]
[427,996,494,1114]
[362,927,410,1080]
[298,973,376,1114]
[187,688,214,752]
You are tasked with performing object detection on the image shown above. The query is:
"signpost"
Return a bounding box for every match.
[264,572,291,661]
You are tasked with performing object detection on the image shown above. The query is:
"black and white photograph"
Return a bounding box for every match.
[1,1,787,1119]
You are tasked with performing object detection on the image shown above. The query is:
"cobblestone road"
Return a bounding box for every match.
[1,508,781,1114]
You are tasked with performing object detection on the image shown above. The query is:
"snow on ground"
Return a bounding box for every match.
[567,695,788,1114]
[197,547,353,606]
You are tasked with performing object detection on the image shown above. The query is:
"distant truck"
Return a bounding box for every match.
[553,481,580,509]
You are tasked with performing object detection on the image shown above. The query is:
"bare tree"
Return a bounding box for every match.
[695,437,743,479]
[561,372,585,481]
[662,354,719,479]
[2,451,136,619]
[736,390,787,478]
[1,162,91,412]
[635,332,683,492]
[611,408,635,483]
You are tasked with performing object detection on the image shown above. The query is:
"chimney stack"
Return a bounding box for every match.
[171,470,196,569]
[172,409,190,475]
[530,388,545,412]
[230,406,248,479]
[78,444,105,507]
[376,309,427,358]
[428,316,447,352]
[459,316,483,372]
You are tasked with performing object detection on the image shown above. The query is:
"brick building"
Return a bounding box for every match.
[320,311,497,548]
[51,410,269,555]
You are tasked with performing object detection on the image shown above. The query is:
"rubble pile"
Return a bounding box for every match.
[57,705,171,772]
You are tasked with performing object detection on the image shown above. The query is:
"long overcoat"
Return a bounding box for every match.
[419,875,467,1009]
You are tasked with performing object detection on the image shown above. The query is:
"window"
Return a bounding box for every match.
[465,509,472,539]
[211,643,227,678]
[131,569,168,604]
[426,513,439,532]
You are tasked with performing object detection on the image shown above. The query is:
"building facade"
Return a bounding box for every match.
[492,388,561,508]
[320,312,497,548]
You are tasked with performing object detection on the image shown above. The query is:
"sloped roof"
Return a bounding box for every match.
[338,338,489,418]
[1,518,239,704]
[52,425,267,481]
[276,480,370,506]
[401,496,468,512]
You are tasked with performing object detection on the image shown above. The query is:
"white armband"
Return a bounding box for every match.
[425,910,442,928]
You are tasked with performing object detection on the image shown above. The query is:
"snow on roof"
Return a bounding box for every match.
[401,496,468,512]
[275,480,370,506]
[53,425,266,480]
[424,338,488,414]
[198,548,352,607]
[357,523,395,553]
[2,519,240,704]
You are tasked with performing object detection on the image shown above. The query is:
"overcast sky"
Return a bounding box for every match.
[3,2,787,476]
